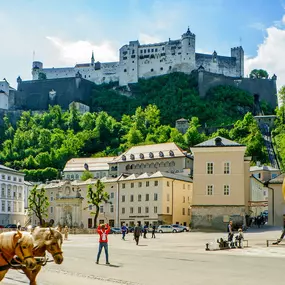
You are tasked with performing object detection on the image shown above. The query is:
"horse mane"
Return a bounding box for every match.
[32,227,63,248]
[0,231,33,251]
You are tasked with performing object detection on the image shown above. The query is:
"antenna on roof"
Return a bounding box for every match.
[239,37,242,46]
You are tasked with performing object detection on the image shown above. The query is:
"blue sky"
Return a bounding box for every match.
[1,0,285,87]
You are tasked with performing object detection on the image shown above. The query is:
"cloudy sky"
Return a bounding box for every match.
[1,0,285,89]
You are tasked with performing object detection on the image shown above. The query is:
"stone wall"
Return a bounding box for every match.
[191,205,245,230]
[15,77,94,110]
[198,71,278,108]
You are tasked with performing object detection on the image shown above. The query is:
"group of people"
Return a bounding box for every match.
[96,223,157,265]
[227,220,244,247]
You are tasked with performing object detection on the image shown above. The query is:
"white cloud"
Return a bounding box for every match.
[245,25,285,94]
[139,33,162,44]
[250,22,266,31]
[46,36,118,64]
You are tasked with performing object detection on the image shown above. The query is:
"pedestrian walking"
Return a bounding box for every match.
[227,220,234,242]
[96,223,110,265]
[64,226,69,240]
[151,224,156,238]
[121,223,127,240]
[143,224,148,238]
[134,223,141,245]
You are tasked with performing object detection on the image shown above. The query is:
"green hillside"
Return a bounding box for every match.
[91,72,273,127]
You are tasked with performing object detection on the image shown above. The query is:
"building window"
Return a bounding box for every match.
[110,192,114,199]
[207,215,213,222]
[183,184,185,189]
[7,202,11,212]
[145,207,149,214]
[183,196,185,203]
[50,207,53,214]
[182,208,185,215]
[146,181,149,187]
[271,173,278,178]
[50,197,53,201]
[7,189,11,198]
[151,68,154,72]
[100,206,104,213]
[167,194,170,201]
[154,206,158,213]
[130,195,134,202]
[146,194,149,201]
[131,183,134,188]
[124,69,127,72]
[1,201,5,212]
[188,208,191,216]
[154,193,158,201]
[122,207,125,214]
[13,177,16,182]
[122,183,125,189]
[167,206,170,213]
[207,185,213,195]
[1,187,5,198]
[122,195,125,202]
[188,185,190,190]
[224,162,230,174]
[224,185,230,196]
[138,207,141,214]
[154,181,158,186]
[167,181,170,187]
[7,176,11,181]
[138,182,142,188]
[1,175,5,180]
[207,162,214,174]
[130,207,133,214]
[160,67,163,71]
[110,205,114,213]
[138,194,141,202]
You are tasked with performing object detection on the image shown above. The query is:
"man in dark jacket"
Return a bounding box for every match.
[151,224,156,238]
[134,223,141,245]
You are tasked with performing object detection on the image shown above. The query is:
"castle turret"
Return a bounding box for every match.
[32,61,43,80]
[231,46,244,77]
[180,27,196,71]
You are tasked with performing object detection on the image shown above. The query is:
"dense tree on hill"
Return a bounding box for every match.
[249,69,269,79]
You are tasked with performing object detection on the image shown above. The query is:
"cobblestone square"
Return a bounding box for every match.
[3,229,285,285]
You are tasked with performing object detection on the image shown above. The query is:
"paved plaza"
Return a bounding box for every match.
[3,228,285,285]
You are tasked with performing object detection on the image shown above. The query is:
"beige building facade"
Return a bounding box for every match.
[190,137,251,230]
[109,142,193,178]
[35,171,193,228]
[266,173,285,227]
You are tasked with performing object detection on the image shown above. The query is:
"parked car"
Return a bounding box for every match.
[157,225,182,233]
[172,224,190,232]
[5,224,16,228]
[111,227,122,234]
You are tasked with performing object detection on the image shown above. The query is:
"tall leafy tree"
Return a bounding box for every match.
[28,186,49,226]
[249,69,269,79]
[87,180,109,228]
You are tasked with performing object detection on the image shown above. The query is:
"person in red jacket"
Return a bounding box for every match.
[96,223,110,264]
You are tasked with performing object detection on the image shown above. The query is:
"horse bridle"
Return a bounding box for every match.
[15,240,34,262]
[51,250,63,258]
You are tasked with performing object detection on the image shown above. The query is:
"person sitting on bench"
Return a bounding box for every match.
[235,228,244,248]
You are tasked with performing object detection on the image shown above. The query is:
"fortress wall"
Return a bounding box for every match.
[15,78,94,111]
[198,71,278,108]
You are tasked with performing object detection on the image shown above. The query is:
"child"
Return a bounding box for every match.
[96,223,110,264]
[235,228,244,248]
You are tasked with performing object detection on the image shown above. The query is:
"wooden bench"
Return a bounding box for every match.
[205,239,249,251]
[266,239,285,247]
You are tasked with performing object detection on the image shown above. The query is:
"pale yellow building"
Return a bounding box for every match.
[34,171,193,228]
[266,173,285,227]
[190,136,251,230]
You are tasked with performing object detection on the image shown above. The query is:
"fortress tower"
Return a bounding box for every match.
[32,61,43,80]
[231,46,244,77]
[181,27,196,72]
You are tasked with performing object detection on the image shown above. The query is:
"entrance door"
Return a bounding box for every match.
[88,218,92,228]
[109,220,115,227]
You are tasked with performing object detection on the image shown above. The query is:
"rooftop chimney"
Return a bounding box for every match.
[215,137,222,146]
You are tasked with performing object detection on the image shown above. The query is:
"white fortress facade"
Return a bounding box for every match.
[32,28,244,86]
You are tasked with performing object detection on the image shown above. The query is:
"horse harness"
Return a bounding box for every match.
[0,239,33,271]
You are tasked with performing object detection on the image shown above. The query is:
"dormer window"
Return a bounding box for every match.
[169,150,174,156]
[159,151,164,157]
[130,154,135,160]
[140,153,144,159]
[122,155,126,161]
[149,152,154,158]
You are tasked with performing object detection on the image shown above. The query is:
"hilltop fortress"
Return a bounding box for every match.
[32,28,244,86]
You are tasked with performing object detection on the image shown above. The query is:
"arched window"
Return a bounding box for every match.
[170,161,175,167]
[122,155,126,161]
[154,162,159,168]
[140,153,144,159]
[169,150,174,156]
[150,163,154,168]
[149,152,154,158]
[126,164,130,170]
[159,151,164,157]
[130,154,135,160]
[164,161,170,167]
